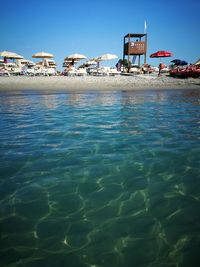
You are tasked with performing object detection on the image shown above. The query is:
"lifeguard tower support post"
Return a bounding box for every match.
[123,33,147,71]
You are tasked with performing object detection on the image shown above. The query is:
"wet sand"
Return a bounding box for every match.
[0,74,200,91]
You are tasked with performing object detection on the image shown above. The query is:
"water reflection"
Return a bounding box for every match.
[1,89,200,110]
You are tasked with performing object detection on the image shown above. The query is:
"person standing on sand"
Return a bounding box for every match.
[158,62,164,76]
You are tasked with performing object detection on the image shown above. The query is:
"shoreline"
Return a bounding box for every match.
[0,75,200,91]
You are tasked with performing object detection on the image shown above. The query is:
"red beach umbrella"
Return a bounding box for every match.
[150,51,172,58]
[150,51,172,76]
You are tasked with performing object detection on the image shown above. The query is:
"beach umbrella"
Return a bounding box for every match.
[95,53,118,68]
[32,52,54,58]
[15,59,35,67]
[63,60,79,68]
[0,51,24,65]
[78,60,98,68]
[194,59,200,66]
[64,53,87,65]
[171,59,182,65]
[36,60,54,67]
[65,53,87,60]
[32,52,54,67]
[86,60,97,65]
[172,59,188,65]
[171,59,188,66]
[20,59,35,65]
[0,51,24,59]
[150,51,172,75]
[0,51,24,66]
[11,53,24,59]
[179,60,188,66]
[89,57,99,61]
[63,61,71,67]
[96,53,118,61]
[150,51,172,58]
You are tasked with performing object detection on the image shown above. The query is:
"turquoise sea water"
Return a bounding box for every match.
[0,89,200,267]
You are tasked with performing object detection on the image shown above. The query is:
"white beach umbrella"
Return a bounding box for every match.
[0,51,24,59]
[64,59,78,63]
[96,53,118,61]
[11,53,24,59]
[20,59,35,65]
[65,53,87,61]
[86,60,97,65]
[90,56,100,62]
[94,53,118,68]
[32,52,54,58]
[64,53,87,66]
[32,52,54,68]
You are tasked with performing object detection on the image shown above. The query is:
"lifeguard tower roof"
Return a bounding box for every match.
[124,33,146,38]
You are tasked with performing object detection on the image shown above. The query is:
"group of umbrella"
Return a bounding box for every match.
[0,51,55,68]
[150,50,200,67]
[1,50,199,70]
[0,51,119,69]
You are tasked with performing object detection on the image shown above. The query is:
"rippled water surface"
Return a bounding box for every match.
[0,89,200,267]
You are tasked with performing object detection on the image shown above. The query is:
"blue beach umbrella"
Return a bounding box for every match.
[171,59,188,66]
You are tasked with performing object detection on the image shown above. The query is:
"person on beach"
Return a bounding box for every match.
[115,60,122,72]
[158,62,165,76]
[3,57,8,64]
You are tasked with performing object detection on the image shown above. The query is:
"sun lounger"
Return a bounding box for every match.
[24,68,35,76]
[76,68,87,76]
[35,68,48,76]
[95,67,121,76]
[0,67,10,76]
[10,67,22,75]
[47,68,56,76]
[87,68,98,76]
[65,67,78,76]
[87,68,107,76]
[107,67,121,76]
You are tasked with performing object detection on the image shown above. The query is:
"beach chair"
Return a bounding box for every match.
[93,67,106,76]
[47,68,56,76]
[10,67,22,76]
[66,67,78,76]
[35,67,48,76]
[25,68,35,76]
[0,67,10,76]
[76,68,87,76]
[106,67,121,76]
[87,68,98,76]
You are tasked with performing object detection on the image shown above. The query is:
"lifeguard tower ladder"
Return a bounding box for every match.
[123,33,147,71]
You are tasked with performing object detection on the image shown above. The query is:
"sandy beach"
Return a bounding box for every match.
[0,74,200,91]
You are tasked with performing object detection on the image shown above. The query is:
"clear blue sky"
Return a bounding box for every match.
[1,0,200,69]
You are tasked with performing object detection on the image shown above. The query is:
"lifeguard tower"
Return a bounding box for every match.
[123,33,147,71]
